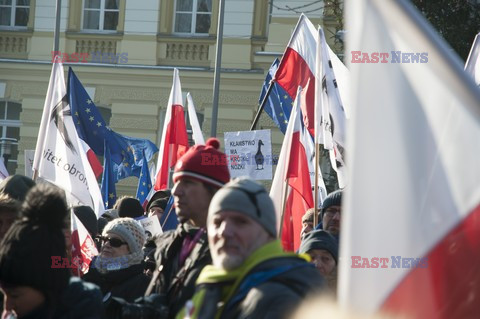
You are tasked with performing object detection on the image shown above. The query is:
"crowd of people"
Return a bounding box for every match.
[0,138,346,319]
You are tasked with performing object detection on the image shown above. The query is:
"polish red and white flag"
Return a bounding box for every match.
[270,86,314,252]
[154,68,189,190]
[339,0,480,318]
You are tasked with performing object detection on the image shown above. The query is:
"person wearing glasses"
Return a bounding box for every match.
[315,189,343,240]
[83,217,150,303]
[104,138,231,319]
[176,178,325,319]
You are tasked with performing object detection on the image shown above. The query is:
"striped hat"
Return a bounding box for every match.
[173,138,230,188]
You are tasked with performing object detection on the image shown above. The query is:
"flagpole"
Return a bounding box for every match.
[278,180,289,237]
[313,142,320,226]
[210,0,225,137]
[34,0,61,182]
[53,0,61,53]
[250,80,275,130]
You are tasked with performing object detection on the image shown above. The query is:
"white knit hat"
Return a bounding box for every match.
[102,217,146,254]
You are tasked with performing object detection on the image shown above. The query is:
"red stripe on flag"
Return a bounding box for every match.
[281,131,314,251]
[276,48,316,136]
[86,148,103,178]
[154,104,189,190]
[381,203,480,318]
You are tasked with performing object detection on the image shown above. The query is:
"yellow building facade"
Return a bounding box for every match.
[0,0,342,195]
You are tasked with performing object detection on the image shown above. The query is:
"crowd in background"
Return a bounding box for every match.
[0,138,352,319]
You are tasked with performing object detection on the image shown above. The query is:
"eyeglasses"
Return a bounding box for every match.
[324,208,341,217]
[96,236,128,248]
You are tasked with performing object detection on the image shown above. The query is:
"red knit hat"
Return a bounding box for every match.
[173,138,230,188]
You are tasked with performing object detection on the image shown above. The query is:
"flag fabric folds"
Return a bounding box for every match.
[314,27,348,188]
[339,0,480,318]
[136,151,152,208]
[32,63,104,217]
[270,86,314,252]
[465,32,480,86]
[274,14,349,137]
[159,195,178,231]
[186,93,205,145]
[154,68,190,190]
[258,59,293,134]
[71,211,98,277]
[68,68,158,182]
[101,142,117,209]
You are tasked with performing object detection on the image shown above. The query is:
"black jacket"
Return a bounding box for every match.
[18,277,104,319]
[150,223,211,318]
[83,262,151,303]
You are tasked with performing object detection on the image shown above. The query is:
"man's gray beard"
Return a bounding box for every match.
[212,252,245,270]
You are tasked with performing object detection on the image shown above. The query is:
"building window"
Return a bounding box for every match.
[0,0,29,28]
[0,101,21,174]
[174,0,212,35]
[82,0,119,31]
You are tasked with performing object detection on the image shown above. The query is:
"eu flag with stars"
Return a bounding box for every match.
[68,67,158,182]
[101,142,117,209]
[258,59,294,134]
[136,151,152,207]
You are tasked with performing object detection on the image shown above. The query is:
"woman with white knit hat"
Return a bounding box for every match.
[83,217,150,302]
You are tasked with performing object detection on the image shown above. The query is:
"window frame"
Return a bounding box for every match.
[0,0,30,29]
[81,0,119,33]
[173,0,212,36]
[0,100,22,174]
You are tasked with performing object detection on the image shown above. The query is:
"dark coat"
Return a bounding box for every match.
[17,277,104,319]
[202,256,325,319]
[150,223,211,318]
[83,262,151,303]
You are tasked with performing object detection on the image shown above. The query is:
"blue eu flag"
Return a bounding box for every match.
[101,142,117,209]
[258,59,294,134]
[68,67,158,182]
[136,151,152,207]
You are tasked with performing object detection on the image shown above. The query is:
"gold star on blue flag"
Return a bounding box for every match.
[258,59,293,134]
[101,142,117,209]
[136,150,152,207]
[68,67,158,183]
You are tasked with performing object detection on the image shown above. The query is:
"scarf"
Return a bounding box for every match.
[176,240,308,319]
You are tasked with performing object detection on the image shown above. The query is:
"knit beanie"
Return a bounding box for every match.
[149,198,169,211]
[208,177,277,237]
[298,230,339,263]
[0,183,70,301]
[0,174,36,202]
[146,189,171,212]
[173,138,230,188]
[99,217,146,270]
[73,205,98,239]
[115,197,144,218]
[321,189,343,218]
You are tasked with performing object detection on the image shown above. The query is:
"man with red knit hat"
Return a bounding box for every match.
[107,138,230,318]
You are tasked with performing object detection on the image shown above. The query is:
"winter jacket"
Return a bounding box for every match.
[83,262,151,303]
[176,240,325,319]
[149,222,211,318]
[5,277,104,319]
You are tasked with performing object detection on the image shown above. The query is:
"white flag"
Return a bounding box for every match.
[465,32,480,86]
[339,0,480,318]
[33,63,104,216]
[186,93,205,145]
[314,27,348,188]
